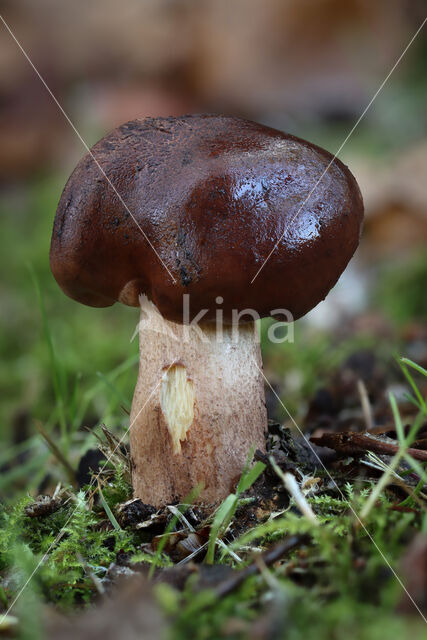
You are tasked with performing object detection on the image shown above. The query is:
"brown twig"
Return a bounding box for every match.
[215,534,310,598]
[35,419,77,485]
[310,431,427,461]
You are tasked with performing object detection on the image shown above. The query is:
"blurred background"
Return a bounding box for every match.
[0,0,426,495]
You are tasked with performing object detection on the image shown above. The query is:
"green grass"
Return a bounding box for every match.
[0,357,425,639]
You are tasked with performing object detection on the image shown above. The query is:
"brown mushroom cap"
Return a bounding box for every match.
[50,114,363,323]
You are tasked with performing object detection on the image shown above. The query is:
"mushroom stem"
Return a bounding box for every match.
[129,296,267,506]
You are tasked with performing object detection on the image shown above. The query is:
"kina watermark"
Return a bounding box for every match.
[133,294,295,345]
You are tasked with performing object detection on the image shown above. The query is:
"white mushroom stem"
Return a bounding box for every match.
[129,296,267,507]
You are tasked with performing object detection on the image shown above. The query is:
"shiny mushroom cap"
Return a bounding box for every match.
[50,114,363,323]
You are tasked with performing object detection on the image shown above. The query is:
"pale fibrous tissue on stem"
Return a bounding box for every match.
[50,114,363,507]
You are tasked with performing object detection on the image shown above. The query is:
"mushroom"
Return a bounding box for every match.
[50,115,363,506]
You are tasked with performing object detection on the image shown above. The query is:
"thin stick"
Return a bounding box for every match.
[310,432,427,461]
[35,420,76,486]
[215,535,310,598]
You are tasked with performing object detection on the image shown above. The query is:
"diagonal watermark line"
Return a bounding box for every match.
[251,16,427,284]
[0,362,174,623]
[256,362,427,622]
[0,14,177,285]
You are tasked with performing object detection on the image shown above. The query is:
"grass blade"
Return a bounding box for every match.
[205,494,238,564]
[400,357,427,377]
[97,482,122,532]
[29,265,68,448]
[236,461,266,494]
